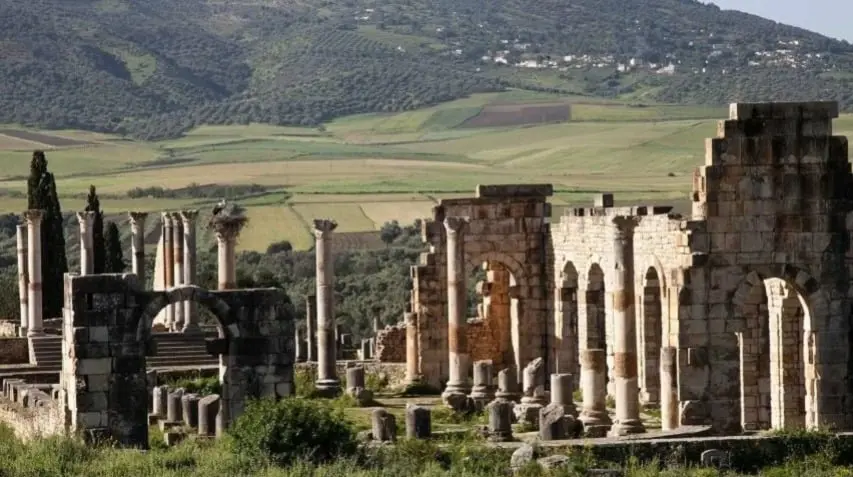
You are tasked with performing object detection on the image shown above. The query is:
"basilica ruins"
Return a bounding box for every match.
[0,100,850,446]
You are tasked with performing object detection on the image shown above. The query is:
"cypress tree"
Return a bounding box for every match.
[85,185,105,273]
[26,151,68,319]
[104,221,125,273]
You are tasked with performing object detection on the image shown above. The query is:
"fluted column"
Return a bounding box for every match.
[212,217,242,290]
[306,295,317,362]
[24,210,44,337]
[161,213,175,328]
[405,311,420,384]
[442,216,470,407]
[128,212,148,287]
[16,225,28,337]
[76,211,95,275]
[608,216,645,436]
[171,212,185,330]
[313,219,340,396]
[180,210,199,333]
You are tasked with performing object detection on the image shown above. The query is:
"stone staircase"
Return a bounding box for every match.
[29,332,219,371]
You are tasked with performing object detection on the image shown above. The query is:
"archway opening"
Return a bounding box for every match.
[739,277,813,431]
[555,262,579,377]
[467,260,519,373]
[583,264,607,387]
[639,267,662,406]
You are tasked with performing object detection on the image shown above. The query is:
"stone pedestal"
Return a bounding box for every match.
[360,339,372,360]
[486,400,514,442]
[180,210,199,333]
[579,349,611,437]
[496,367,521,402]
[128,212,148,288]
[551,373,577,417]
[371,408,396,442]
[608,217,645,437]
[660,346,679,430]
[152,386,168,418]
[405,404,431,439]
[313,219,341,397]
[182,393,200,428]
[76,211,95,275]
[539,403,574,441]
[441,216,470,409]
[165,389,184,425]
[24,210,44,337]
[15,225,27,337]
[516,357,547,427]
[198,394,220,437]
[470,360,495,408]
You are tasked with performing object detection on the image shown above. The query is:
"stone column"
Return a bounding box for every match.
[128,212,148,287]
[24,210,44,337]
[306,295,317,361]
[171,212,185,330]
[660,346,678,430]
[608,216,645,437]
[161,213,175,328]
[313,219,340,396]
[405,311,420,384]
[16,225,28,337]
[212,218,241,290]
[180,210,199,332]
[442,216,470,407]
[76,211,95,275]
[579,349,610,436]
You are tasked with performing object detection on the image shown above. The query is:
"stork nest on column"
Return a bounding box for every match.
[207,199,248,234]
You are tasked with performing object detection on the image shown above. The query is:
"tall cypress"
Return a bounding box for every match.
[104,221,125,273]
[85,185,105,273]
[26,151,68,319]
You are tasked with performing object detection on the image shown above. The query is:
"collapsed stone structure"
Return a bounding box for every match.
[391,101,852,434]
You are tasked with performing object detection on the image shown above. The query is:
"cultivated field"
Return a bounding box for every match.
[0,91,844,252]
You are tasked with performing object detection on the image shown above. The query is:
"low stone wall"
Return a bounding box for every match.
[0,397,65,441]
[296,361,407,389]
[375,323,406,363]
[0,339,29,365]
[0,321,18,338]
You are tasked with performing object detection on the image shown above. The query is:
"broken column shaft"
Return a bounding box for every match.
[128,212,148,287]
[76,211,95,275]
[24,210,44,337]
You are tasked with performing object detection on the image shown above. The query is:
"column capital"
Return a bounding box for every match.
[128,211,148,225]
[23,209,44,225]
[179,209,199,225]
[211,215,246,242]
[312,219,337,238]
[161,211,174,226]
[169,211,183,222]
[612,216,640,237]
[443,216,469,234]
[76,211,95,229]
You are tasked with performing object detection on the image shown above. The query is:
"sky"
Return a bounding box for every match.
[709,0,853,42]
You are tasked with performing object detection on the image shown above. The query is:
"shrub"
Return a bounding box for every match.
[228,397,359,466]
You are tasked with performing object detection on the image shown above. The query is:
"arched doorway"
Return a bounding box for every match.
[555,262,579,377]
[737,276,814,431]
[638,267,663,406]
[467,260,519,374]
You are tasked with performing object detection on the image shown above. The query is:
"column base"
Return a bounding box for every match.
[579,409,612,428]
[441,386,470,411]
[495,391,521,403]
[26,329,44,338]
[18,328,27,338]
[607,419,646,437]
[182,324,203,335]
[314,379,341,398]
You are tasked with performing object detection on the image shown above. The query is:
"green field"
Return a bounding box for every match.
[0,91,840,252]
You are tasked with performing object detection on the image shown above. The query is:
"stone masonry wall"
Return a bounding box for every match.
[0,397,64,441]
[467,318,503,365]
[375,323,406,362]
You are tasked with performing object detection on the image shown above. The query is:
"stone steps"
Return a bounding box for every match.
[29,332,221,371]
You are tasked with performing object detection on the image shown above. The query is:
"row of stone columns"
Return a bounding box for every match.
[149,211,204,332]
[16,211,43,337]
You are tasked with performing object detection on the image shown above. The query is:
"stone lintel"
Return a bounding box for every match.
[475,183,553,198]
[729,101,838,121]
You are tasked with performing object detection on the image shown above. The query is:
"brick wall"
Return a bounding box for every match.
[375,323,406,363]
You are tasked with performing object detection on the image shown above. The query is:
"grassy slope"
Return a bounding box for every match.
[0,92,847,251]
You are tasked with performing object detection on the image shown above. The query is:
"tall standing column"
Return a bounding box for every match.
[405,311,420,384]
[24,210,44,337]
[313,219,340,396]
[76,211,95,275]
[442,216,470,407]
[180,210,199,333]
[16,225,28,337]
[608,216,645,436]
[306,295,317,362]
[128,212,148,287]
[171,212,185,330]
[161,213,175,329]
[213,218,241,290]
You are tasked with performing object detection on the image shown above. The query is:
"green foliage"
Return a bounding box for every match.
[104,221,125,273]
[228,397,359,466]
[293,367,317,397]
[161,375,221,396]
[3,0,853,139]
[26,151,68,319]
[85,185,105,274]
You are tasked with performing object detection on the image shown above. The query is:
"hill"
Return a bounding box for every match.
[2,0,853,140]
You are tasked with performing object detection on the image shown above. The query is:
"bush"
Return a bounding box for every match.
[228,397,359,466]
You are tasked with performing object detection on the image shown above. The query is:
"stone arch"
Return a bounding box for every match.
[731,264,828,431]
[638,266,663,407]
[135,285,236,343]
[555,261,579,377]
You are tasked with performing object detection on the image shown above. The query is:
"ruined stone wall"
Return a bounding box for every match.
[0,320,19,338]
[680,101,853,432]
[0,338,29,365]
[0,398,64,441]
[467,318,503,365]
[374,323,406,363]
[411,185,552,387]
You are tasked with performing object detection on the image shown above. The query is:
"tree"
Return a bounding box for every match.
[85,185,105,274]
[27,151,68,319]
[379,220,402,245]
[104,221,125,273]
